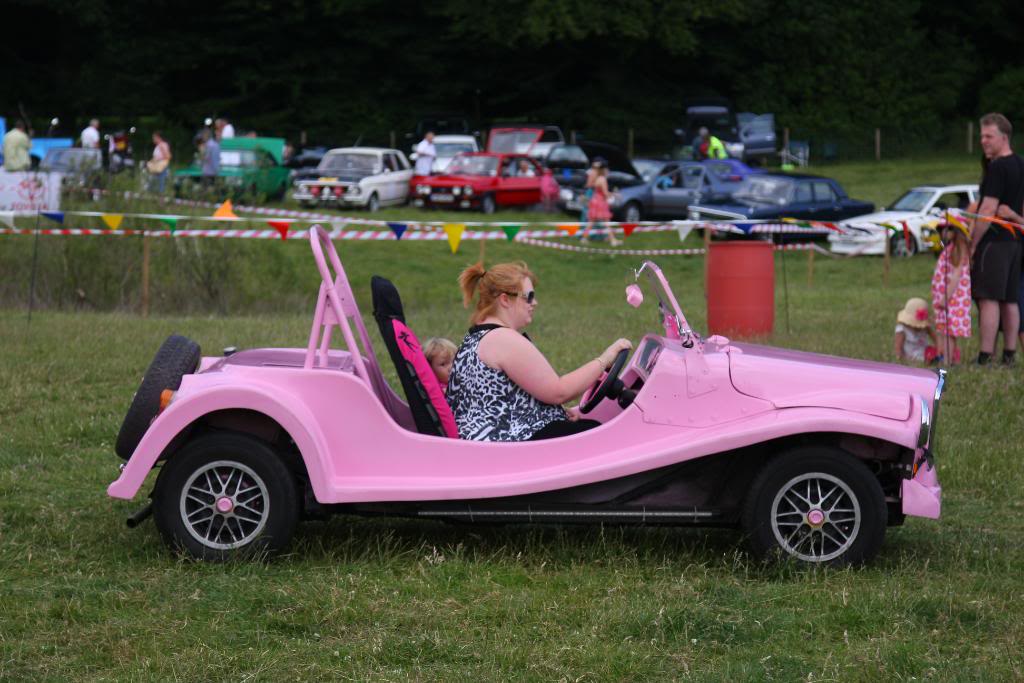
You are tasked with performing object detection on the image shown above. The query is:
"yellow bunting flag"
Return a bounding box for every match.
[443,223,465,254]
[558,223,579,236]
[100,213,123,230]
[212,200,238,219]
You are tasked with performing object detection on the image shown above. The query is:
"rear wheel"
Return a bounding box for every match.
[890,232,918,257]
[742,447,886,566]
[623,202,642,223]
[153,433,299,561]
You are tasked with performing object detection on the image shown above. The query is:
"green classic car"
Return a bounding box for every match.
[174,137,290,200]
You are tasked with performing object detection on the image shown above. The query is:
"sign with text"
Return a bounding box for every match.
[0,172,62,211]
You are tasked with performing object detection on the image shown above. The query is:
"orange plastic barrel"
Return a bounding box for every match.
[706,241,774,336]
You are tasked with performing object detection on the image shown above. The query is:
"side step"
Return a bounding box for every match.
[416,506,720,524]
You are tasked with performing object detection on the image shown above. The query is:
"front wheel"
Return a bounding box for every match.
[366,193,380,212]
[890,232,918,258]
[153,433,299,561]
[480,194,496,214]
[741,447,886,566]
[622,202,642,223]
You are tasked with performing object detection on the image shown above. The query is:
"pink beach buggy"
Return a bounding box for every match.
[109,226,945,565]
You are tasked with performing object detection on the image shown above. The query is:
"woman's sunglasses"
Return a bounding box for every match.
[503,290,536,304]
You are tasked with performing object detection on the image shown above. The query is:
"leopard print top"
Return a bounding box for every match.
[447,325,566,441]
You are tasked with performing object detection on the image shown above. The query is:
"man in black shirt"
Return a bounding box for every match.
[970,113,1023,365]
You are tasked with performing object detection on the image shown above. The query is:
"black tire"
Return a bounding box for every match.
[741,447,886,566]
[153,433,299,561]
[367,193,380,212]
[890,232,918,258]
[115,335,201,460]
[481,194,496,214]
[623,202,642,223]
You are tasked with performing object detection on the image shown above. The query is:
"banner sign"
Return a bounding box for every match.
[0,172,62,211]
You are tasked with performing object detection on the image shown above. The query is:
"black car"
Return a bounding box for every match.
[287,146,330,184]
[687,173,874,224]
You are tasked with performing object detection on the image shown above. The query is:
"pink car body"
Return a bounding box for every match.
[109,227,944,564]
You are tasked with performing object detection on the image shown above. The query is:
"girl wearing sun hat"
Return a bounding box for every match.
[895,297,938,363]
[931,219,972,364]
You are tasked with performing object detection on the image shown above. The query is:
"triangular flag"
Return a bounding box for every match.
[621,223,637,238]
[101,213,123,231]
[502,225,521,242]
[0,212,14,229]
[267,220,291,240]
[558,223,579,236]
[212,200,238,219]
[160,216,179,233]
[443,223,465,254]
[387,222,408,240]
[42,211,64,224]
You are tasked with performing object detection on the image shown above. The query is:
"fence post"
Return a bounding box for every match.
[390,130,396,149]
[882,229,890,287]
[875,128,881,161]
[783,128,789,152]
[967,121,973,155]
[300,130,307,146]
[807,247,814,287]
[627,128,634,158]
[570,130,577,145]
[141,233,151,317]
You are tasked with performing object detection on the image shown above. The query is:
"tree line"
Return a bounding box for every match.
[4,0,1023,157]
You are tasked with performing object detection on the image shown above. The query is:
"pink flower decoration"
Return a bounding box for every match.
[915,308,928,321]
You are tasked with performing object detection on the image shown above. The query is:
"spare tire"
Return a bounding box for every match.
[115,335,201,460]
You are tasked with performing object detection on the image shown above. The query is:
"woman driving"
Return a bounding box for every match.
[447,261,632,441]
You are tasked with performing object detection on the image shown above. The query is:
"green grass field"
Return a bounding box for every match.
[3,154,1023,681]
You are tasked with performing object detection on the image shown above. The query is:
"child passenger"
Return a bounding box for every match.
[423,337,457,392]
[894,297,937,363]
[931,220,972,364]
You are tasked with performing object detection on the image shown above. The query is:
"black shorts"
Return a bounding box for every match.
[971,238,1021,303]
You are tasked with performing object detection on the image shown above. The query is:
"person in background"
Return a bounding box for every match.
[423,337,458,394]
[994,201,1024,356]
[414,131,436,176]
[580,161,621,246]
[696,127,727,160]
[220,118,235,139]
[930,220,972,364]
[969,113,1022,366]
[539,167,560,212]
[200,129,220,189]
[894,297,937,363]
[446,261,632,441]
[2,120,31,171]
[516,158,535,177]
[80,119,100,149]
[146,131,172,194]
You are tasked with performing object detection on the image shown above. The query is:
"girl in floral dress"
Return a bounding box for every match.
[931,221,972,364]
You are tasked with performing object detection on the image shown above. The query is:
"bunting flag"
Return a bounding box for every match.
[267,220,291,240]
[901,221,912,251]
[502,225,521,242]
[387,222,408,240]
[443,223,465,254]
[212,200,238,219]
[42,211,64,224]
[0,212,14,229]
[621,223,637,238]
[557,223,579,236]
[101,213,123,231]
[160,217,179,233]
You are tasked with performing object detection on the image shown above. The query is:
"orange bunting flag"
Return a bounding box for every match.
[443,223,465,253]
[100,213,123,231]
[558,224,579,236]
[622,223,637,238]
[267,220,291,240]
[212,200,238,219]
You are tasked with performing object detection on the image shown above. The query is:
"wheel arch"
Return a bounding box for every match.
[108,385,331,502]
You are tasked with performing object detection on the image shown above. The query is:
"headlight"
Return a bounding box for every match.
[559,188,573,201]
[453,187,462,196]
[348,185,361,195]
[417,185,430,195]
[464,185,474,196]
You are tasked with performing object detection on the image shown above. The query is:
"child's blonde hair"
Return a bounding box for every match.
[423,337,457,364]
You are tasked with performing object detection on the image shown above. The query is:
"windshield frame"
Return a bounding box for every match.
[735,176,793,204]
[889,189,934,213]
[634,261,698,347]
[319,152,381,175]
[445,155,499,176]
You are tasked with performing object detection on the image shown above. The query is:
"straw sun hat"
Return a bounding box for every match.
[897,297,930,328]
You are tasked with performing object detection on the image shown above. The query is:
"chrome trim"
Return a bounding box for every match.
[917,394,931,449]
[928,369,946,451]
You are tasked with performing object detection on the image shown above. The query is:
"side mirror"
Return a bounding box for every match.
[626,284,643,308]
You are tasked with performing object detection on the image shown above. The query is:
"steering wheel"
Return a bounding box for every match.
[579,348,630,414]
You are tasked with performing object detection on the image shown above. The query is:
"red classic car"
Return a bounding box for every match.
[411,152,542,214]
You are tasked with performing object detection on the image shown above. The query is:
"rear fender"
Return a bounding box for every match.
[107,385,329,501]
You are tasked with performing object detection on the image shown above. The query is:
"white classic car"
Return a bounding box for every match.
[292,147,412,211]
[410,134,479,174]
[829,184,978,257]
